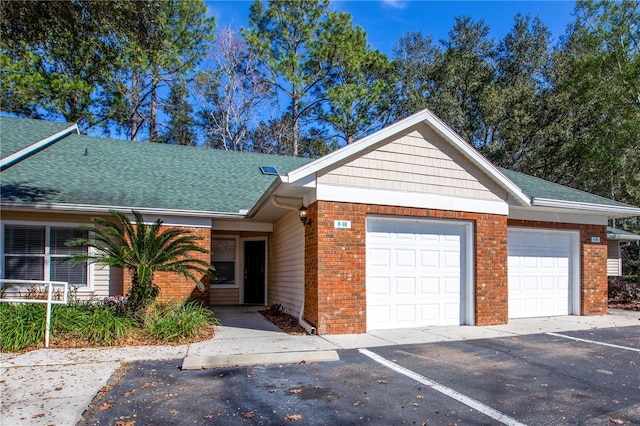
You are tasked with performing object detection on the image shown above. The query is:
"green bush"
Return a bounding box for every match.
[144,301,218,343]
[0,303,46,351]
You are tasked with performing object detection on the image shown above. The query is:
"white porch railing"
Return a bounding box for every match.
[0,279,70,348]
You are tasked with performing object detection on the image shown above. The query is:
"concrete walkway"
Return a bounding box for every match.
[1,307,638,426]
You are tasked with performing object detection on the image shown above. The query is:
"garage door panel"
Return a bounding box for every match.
[396,250,416,267]
[508,229,574,319]
[368,305,391,324]
[368,277,391,295]
[395,277,416,294]
[395,305,416,322]
[369,248,391,267]
[420,250,440,268]
[443,303,461,323]
[367,218,469,330]
[419,304,441,322]
[444,277,460,294]
[420,278,440,295]
[443,250,461,268]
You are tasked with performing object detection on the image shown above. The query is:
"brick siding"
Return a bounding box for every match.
[122,226,211,304]
[304,201,509,334]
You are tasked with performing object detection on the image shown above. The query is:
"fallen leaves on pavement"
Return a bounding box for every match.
[284,414,303,421]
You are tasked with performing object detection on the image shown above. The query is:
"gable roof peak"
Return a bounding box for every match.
[285,108,532,206]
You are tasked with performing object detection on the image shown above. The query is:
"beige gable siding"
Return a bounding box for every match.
[268,209,304,317]
[607,240,622,276]
[318,123,507,201]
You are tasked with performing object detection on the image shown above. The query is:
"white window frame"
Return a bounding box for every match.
[210,235,240,289]
[1,220,95,292]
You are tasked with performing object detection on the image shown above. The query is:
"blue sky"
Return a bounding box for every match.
[206,0,578,56]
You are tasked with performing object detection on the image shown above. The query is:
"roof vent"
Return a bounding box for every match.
[259,166,279,175]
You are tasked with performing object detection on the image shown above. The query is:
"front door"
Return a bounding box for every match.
[243,240,265,304]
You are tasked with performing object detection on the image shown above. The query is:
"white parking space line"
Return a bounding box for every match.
[359,349,527,426]
[546,332,640,353]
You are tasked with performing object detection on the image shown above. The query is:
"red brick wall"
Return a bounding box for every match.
[122,226,211,304]
[508,220,608,315]
[304,201,509,334]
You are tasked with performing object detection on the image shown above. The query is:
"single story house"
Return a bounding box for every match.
[2,110,639,334]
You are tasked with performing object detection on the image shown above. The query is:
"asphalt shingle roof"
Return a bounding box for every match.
[0,117,76,160]
[499,168,636,209]
[2,117,636,215]
[1,132,312,214]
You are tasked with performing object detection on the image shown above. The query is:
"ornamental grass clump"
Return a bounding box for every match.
[0,303,46,351]
[52,301,135,345]
[143,301,218,343]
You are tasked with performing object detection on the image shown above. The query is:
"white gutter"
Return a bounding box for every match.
[1,124,79,169]
[0,202,248,219]
[607,234,640,241]
[532,198,640,216]
[270,195,302,211]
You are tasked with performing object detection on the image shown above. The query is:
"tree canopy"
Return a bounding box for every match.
[1,0,638,223]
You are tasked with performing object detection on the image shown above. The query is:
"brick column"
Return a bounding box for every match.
[122,225,211,304]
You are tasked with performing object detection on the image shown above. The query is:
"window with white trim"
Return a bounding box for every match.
[2,224,89,287]
[211,238,236,285]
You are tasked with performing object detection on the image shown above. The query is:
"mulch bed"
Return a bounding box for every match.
[608,300,640,311]
[259,309,308,335]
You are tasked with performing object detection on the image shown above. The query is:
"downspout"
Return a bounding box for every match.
[270,195,317,335]
[298,297,317,335]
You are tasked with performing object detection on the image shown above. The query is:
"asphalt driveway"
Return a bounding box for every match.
[78,326,640,426]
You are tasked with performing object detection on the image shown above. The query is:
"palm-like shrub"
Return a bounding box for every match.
[66,210,211,314]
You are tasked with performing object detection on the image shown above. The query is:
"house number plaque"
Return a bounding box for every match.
[334,220,351,229]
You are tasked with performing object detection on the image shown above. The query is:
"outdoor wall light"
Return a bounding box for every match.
[299,204,311,226]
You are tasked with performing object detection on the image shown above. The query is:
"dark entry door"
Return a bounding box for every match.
[243,240,265,304]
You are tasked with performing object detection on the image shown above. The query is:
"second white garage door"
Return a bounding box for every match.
[366,217,471,330]
[508,228,578,318]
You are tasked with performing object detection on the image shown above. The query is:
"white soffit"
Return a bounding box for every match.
[211,221,273,232]
[508,206,608,226]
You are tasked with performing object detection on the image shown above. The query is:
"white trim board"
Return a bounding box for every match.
[1,124,78,169]
[317,184,509,216]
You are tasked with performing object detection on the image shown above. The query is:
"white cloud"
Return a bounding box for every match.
[380,0,409,10]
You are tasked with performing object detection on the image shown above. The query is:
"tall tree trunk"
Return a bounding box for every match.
[131,70,140,141]
[149,73,159,142]
[292,97,299,157]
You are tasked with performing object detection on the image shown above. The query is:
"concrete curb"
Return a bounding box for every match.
[181,349,340,370]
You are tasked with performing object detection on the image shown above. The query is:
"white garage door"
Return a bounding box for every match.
[366,217,470,330]
[508,228,576,318]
